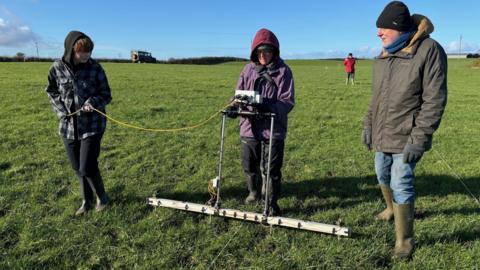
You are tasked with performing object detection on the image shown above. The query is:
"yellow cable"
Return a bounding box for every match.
[66,102,233,133]
[66,102,232,198]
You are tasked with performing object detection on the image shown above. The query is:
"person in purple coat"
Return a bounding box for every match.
[227,28,295,216]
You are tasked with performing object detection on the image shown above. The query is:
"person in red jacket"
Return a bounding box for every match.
[343,53,356,85]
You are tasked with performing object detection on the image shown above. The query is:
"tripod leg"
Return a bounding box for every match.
[214,114,226,209]
[263,115,275,217]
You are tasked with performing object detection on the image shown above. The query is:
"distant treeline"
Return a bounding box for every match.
[466,53,480,58]
[0,56,248,64]
[0,56,54,62]
[160,57,247,65]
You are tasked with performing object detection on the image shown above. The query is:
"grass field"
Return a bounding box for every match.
[0,59,479,269]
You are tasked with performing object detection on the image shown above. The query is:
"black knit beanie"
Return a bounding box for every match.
[376,1,413,31]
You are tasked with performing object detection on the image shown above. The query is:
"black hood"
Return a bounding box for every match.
[62,30,91,67]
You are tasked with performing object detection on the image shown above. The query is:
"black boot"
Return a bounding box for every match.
[76,175,93,216]
[262,176,282,216]
[96,194,109,212]
[270,201,282,216]
[75,200,92,216]
[85,171,109,212]
[269,179,282,216]
[244,175,260,204]
[261,173,267,198]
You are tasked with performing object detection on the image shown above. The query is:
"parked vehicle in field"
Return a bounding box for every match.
[131,50,156,63]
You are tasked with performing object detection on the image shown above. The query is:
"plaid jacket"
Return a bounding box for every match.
[46,59,112,140]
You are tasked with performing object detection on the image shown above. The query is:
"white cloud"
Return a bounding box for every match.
[0,6,62,57]
[18,25,30,32]
[445,40,480,54]
[283,46,382,59]
[0,7,37,47]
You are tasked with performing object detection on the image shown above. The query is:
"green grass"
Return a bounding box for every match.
[473,59,480,68]
[0,59,479,269]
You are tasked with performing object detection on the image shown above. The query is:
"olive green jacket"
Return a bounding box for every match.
[364,14,448,153]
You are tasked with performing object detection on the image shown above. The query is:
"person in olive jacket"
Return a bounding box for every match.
[46,31,112,216]
[362,1,447,259]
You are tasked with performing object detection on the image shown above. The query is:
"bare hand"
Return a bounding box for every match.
[82,104,94,112]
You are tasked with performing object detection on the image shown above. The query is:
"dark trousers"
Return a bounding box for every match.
[241,137,284,202]
[63,133,106,204]
[347,72,355,80]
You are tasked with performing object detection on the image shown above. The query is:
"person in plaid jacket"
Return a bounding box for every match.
[46,30,112,216]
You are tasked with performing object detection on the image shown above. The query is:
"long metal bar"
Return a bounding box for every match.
[147,198,350,236]
[215,114,227,209]
[263,114,275,217]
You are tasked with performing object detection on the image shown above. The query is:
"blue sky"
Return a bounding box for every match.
[0,0,478,59]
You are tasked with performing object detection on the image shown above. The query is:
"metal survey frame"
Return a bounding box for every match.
[147,198,350,236]
[147,109,351,236]
[213,109,276,218]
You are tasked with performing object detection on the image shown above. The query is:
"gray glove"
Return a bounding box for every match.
[402,143,425,163]
[361,128,372,150]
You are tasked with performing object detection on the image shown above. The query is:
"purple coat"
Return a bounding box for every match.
[235,58,295,140]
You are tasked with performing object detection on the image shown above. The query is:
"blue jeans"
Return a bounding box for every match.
[375,152,416,204]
